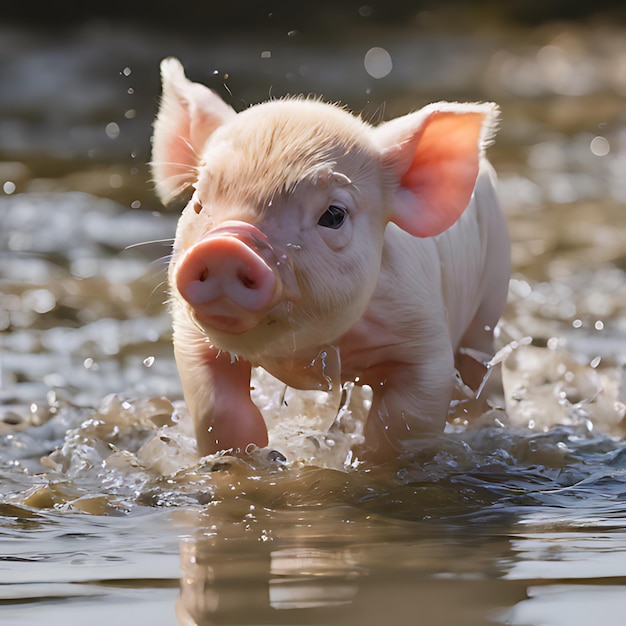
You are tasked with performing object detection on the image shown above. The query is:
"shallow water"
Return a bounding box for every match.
[3,8,626,626]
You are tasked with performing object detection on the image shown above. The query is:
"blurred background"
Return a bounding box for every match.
[3,0,626,410]
[3,0,626,406]
[3,0,626,208]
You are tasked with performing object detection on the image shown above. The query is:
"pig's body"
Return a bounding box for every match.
[152,58,510,462]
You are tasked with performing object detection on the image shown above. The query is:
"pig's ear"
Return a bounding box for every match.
[151,57,236,204]
[375,102,499,237]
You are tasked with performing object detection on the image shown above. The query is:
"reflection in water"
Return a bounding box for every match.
[507,585,626,626]
[174,490,626,626]
[176,538,363,623]
[174,507,526,626]
[268,547,359,609]
[503,508,626,625]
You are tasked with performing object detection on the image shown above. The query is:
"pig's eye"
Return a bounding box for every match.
[318,205,347,229]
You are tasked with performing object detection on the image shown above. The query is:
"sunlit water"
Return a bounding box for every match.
[3,11,626,626]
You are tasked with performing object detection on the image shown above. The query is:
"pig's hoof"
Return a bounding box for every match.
[267,449,287,464]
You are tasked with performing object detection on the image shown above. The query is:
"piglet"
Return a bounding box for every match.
[151,57,510,462]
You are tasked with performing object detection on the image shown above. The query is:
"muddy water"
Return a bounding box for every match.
[3,10,626,626]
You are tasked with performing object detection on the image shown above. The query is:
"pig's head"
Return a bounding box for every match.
[152,57,498,362]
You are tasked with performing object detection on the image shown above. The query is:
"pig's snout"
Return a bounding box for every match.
[176,224,282,334]
[177,237,276,309]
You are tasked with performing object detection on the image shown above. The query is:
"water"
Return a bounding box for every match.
[3,7,626,625]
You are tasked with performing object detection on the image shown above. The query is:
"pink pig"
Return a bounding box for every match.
[151,57,510,462]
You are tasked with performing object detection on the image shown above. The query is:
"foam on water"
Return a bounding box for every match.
[3,335,625,521]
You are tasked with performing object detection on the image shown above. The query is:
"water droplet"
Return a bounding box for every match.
[309,348,338,392]
[124,109,136,119]
[109,174,123,189]
[3,181,16,195]
[364,47,393,79]
[261,50,272,59]
[590,355,602,368]
[83,357,98,370]
[594,320,604,331]
[590,135,610,157]
[268,449,287,463]
[122,66,132,77]
[105,122,120,139]
[143,356,155,367]
[22,288,56,314]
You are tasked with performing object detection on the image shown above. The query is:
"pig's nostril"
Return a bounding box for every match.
[238,270,257,289]
[199,268,209,282]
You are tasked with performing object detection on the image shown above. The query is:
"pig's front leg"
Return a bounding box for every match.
[172,312,268,456]
[361,348,455,463]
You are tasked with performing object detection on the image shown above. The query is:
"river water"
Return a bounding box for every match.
[2,8,626,626]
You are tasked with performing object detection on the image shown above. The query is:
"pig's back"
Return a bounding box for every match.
[379,160,508,354]
[433,160,509,350]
